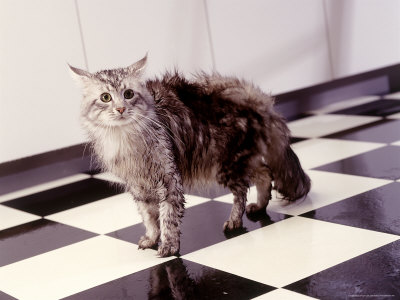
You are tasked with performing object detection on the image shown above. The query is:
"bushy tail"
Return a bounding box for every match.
[273,145,311,201]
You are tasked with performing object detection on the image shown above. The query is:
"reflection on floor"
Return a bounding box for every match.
[1,92,400,299]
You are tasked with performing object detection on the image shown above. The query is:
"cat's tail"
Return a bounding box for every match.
[272,145,311,201]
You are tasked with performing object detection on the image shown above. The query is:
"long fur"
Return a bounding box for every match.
[70,55,311,257]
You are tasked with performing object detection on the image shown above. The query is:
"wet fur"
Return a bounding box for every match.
[70,56,311,257]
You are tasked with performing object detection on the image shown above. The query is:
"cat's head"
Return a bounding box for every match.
[69,55,154,132]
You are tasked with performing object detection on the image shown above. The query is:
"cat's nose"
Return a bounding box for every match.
[116,107,126,115]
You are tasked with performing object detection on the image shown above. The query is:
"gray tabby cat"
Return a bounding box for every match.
[69,55,311,257]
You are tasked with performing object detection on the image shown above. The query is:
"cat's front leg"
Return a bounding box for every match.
[136,201,160,250]
[157,177,185,257]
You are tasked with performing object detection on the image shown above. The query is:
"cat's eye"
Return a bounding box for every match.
[123,89,135,99]
[100,93,112,103]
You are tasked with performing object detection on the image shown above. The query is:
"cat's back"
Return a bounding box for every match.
[146,71,274,119]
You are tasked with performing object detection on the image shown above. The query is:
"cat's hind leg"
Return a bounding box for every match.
[246,166,272,215]
[137,201,160,250]
[222,181,249,231]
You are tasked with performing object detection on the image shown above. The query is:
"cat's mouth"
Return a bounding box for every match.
[108,115,132,126]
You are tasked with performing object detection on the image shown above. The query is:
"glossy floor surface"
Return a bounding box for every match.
[1,92,400,299]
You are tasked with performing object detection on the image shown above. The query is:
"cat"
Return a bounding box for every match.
[69,55,311,257]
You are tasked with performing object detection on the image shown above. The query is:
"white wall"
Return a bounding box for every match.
[76,0,213,75]
[0,0,86,163]
[325,0,400,78]
[1,0,399,164]
[207,0,332,94]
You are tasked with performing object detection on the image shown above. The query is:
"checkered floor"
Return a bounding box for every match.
[1,92,400,300]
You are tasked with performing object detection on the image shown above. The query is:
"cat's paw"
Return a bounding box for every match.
[138,235,158,250]
[157,241,180,257]
[223,219,243,232]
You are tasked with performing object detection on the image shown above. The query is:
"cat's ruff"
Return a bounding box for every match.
[69,55,311,257]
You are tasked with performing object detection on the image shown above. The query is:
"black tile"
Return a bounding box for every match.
[301,182,400,235]
[324,119,400,143]
[284,240,400,300]
[330,99,400,117]
[0,291,18,300]
[0,155,91,196]
[109,201,290,255]
[1,178,123,216]
[290,137,307,144]
[285,112,314,122]
[313,146,400,180]
[63,258,275,300]
[0,219,96,267]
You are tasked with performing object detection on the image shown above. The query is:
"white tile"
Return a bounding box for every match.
[268,170,391,216]
[0,174,91,203]
[185,194,212,208]
[252,289,318,300]
[215,170,391,216]
[46,193,141,234]
[0,235,172,300]
[383,91,400,99]
[387,112,400,119]
[0,205,41,231]
[46,191,211,234]
[288,114,380,138]
[183,217,399,288]
[292,138,385,169]
[92,172,125,184]
[309,95,380,114]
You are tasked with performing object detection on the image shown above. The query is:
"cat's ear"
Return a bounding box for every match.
[127,54,147,77]
[68,64,92,87]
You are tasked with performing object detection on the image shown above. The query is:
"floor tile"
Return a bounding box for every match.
[64,258,274,300]
[301,182,400,236]
[0,219,96,267]
[46,193,142,235]
[252,288,318,300]
[329,99,400,117]
[290,137,308,144]
[314,145,400,180]
[292,138,385,169]
[308,95,380,115]
[284,240,400,299]
[0,205,41,231]
[0,236,173,300]
[183,217,399,288]
[46,192,212,236]
[387,112,400,119]
[288,114,380,138]
[109,200,289,256]
[215,170,390,216]
[325,119,400,143]
[45,192,212,236]
[391,140,400,146]
[0,174,90,203]
[92,172,124,184]
[1,178,123,216]
[285,113,314,122]
[0,291,17,300]
[383,91,400,99]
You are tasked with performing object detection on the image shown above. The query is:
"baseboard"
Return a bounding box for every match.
[275,63,400,120]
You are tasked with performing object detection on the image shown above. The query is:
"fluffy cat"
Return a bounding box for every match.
[69,55,311,257]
